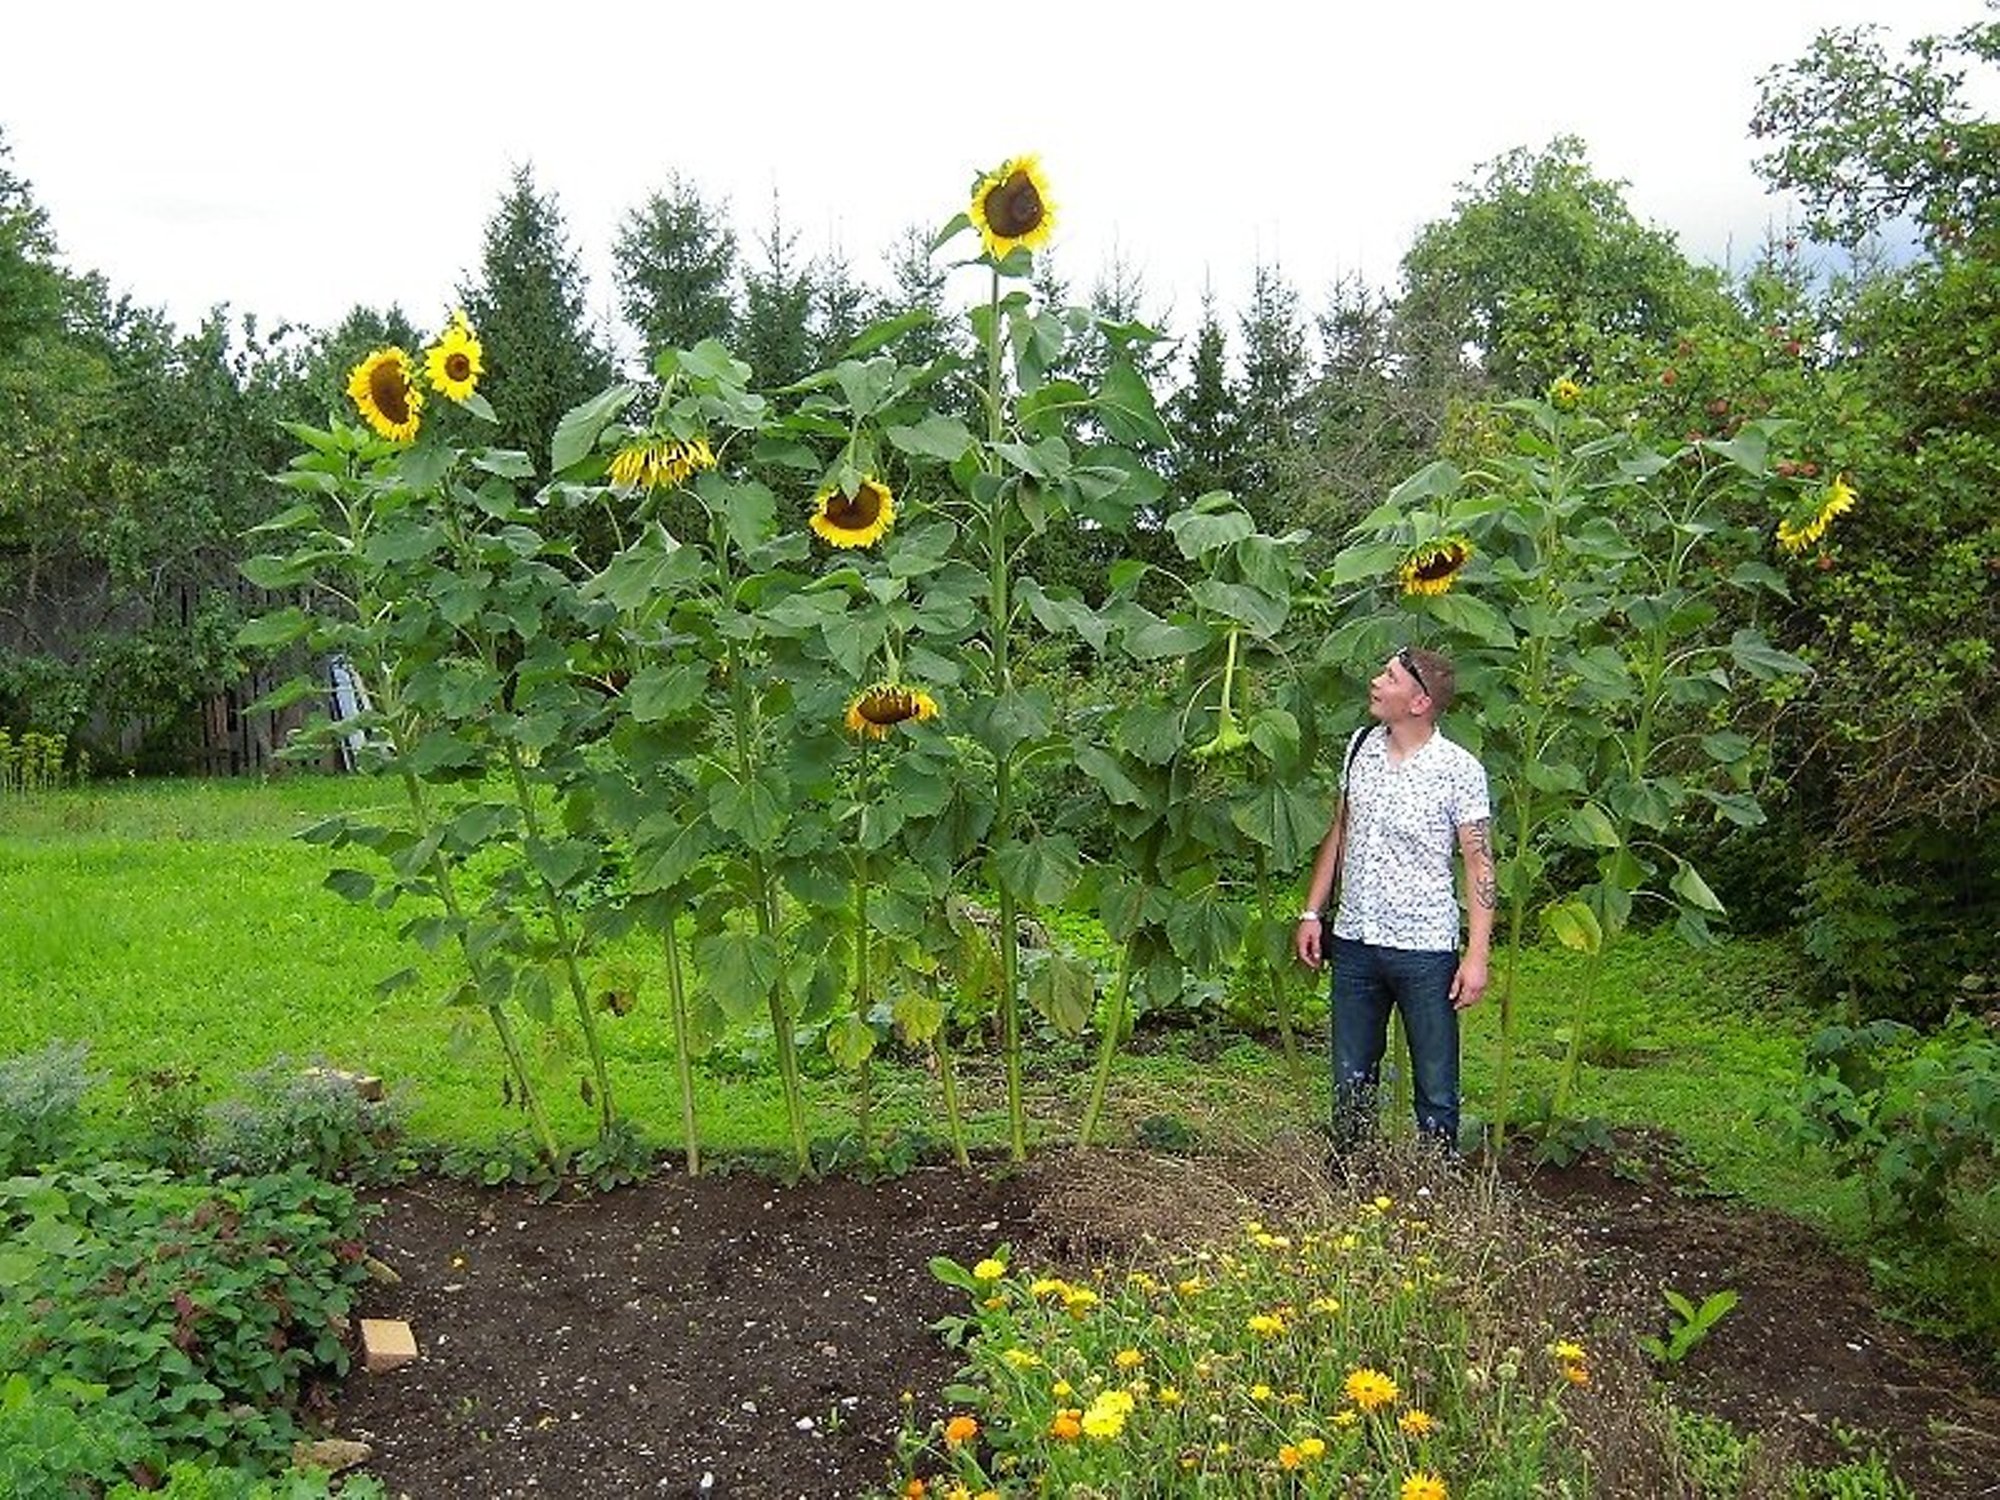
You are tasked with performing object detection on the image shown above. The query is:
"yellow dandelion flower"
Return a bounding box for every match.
[347,347,424,443]
[844,683,941,741]
[1332,1408,1359,1428]
[1250,1383,1273,1402]
[1343,1367,1398,1412]
[1299,1438,1326,1460]
[1308,1296,1341,1315]
[1397,537,1473,597]
[810,475,895,548]
[1776,473,1858,554]
[1001,1348,1041,1370]
[1549,1340,1586,1363]
[1115,1349,1144,1370]
[1029,1277,1068,1298]
[1372,1195,1394,1212]
[943,1413,979,1446]
[424,311,483,403]
[1062,1287,1099,1314]
[1401,1471,1449,1500]
[1550,376,1582,409]
[1399,1409,1436,1436]
[1247,1313,1286,1337]
[972,1257,1007,1281]
[969,154,1055,260]
[1158,1386,1182,1406]
[1080,1389,1132,1439]
[1176,1277,1205,1296]
[1252,1232,1292,1250]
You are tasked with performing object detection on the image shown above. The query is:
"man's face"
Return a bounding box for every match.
[1368,653,1430,722]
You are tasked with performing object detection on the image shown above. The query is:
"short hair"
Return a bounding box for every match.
[1407,646,1456,714]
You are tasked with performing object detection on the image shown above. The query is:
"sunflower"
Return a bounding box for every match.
[845,683,940,740]
[1549,376,1582,409]
[1397,536,1474,597]
[608,435,718,493]
[810,476,896,548]
[969,155,1056,261]
[424,311,484,403]
[1776,473,1857,554]
[346,347,424,443]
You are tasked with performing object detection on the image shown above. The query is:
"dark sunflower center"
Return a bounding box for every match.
[369,361,410,423]
[860,690,916,727]
[828,485,883,529]
[445,352,472,382]
[986,171,1044,238]
[1415,545,1466,582]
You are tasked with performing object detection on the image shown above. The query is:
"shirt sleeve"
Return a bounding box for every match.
[1451,751,1492,827]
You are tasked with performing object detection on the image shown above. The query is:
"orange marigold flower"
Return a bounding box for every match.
[1049,1407,1083,1440]
[943,1413,979,1446]
[1343,1366,1398,1411]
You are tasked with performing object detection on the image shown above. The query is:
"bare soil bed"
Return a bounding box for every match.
[333,1136,1999,1498]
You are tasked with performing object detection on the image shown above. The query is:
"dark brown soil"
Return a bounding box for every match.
[333,1137,2000,1499]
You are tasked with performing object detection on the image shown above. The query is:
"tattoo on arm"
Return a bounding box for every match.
[1466,818,1498,910]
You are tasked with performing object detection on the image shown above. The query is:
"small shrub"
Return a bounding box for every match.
[106,1458,388,1499]
[122,1066,212,1173]
[0,1372,152,1496]
[204,1059,404,1182]
[0,1038,101,1175]
[0,1162,376,1467]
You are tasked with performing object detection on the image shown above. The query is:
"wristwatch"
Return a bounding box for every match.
[1297,910,1321,922]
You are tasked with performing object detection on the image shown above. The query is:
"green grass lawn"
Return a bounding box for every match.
[1,775,1833,1213]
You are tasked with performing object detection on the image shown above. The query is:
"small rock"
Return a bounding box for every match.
[362,1255,402,1286]
[293,1438,372,1473]
[361,1317,419,1374]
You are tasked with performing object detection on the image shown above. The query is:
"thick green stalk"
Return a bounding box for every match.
[396,760,558,1164]
[723,638,810,1172]
[933,1015,970,1168]
[505,743,615,1138]
[1078,938,1138,1149]
[1253,848,1306,1090]
[981,263,1028,1163]
[661,913,700,1175]
[852,741,874,1153]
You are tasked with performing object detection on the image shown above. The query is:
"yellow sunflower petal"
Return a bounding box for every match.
[346,347,424,443]
[811,477,896,548]
[969,155,1056,261]
[1397,536,1473,597]
[423,312,484,403]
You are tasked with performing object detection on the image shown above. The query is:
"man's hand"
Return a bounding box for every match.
[1296,916,1324,970]
[1449,956,1488,1010]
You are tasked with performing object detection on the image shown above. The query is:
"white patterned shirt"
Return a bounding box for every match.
[1331,726,1491,953]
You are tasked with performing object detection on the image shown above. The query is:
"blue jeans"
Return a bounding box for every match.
[1330,937,1461,1153]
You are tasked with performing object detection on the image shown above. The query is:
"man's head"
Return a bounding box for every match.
[1368,645,1455,723]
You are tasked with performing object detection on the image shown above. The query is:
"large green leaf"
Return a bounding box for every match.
[625,662,708,724]
[1329,540,1404,587]
[1231,783,1328,867]
[694,929,781,1023]
[1074,746,1153,809]
[1164,895,1247,971]
[1166,502,1254,559]
[235,608,312,649]
[824,1014,877,1070]
[992,835,1081,907]
[1669,857,1727,915]
[631,816,712,895]
[550,384,640,475]
[1027,953,1095,1035]
[1541,898,1603,955]
[885,414,976,463]
[1095,359,1172,448]
[1190,580,1288,638]
[707,769,790,851]
[1729,629,1809,681]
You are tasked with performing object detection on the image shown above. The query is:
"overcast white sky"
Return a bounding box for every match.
[3,2,1988,361]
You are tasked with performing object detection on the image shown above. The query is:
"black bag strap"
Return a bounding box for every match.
[1327,726,1374,903]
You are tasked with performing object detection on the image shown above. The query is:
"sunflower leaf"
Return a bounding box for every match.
[1095,359,1172,448]
[693,930,781,1024]
[992,835,1081,908]
[550,383,640,476]
[1165,504,1254,559]
[886,415,977,463]
[1027,953,1096,1036]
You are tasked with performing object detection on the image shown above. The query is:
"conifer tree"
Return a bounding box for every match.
[1234,260,1310,524]
[738,193,816,389]
[613,174,739,364]
[459,164,613,471]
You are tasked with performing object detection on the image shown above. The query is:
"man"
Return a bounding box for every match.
[1295,645,1495,1153]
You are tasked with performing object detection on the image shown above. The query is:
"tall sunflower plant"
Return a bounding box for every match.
[1321,386,1815,1142]
[243,314,627,1167]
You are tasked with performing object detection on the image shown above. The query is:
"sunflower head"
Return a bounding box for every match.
[845,683,940,740]
[608,434,718,494]
[346,347,424,443]
[969,155,1056,262]
[1775,473,1857,554]
[424,311,484,403]
[810,477,896,548]
[1397,536,1474,597]
[1549,376,1582,409]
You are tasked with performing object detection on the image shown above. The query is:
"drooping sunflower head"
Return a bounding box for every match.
[810,476,896,548]
[424,311,484,403]
[845,683,940,740]
[1396,535,1474,597]
[1775,473,1857,554]
[608,434,718,493]
[346,347,425,443]
[969,155,1056,262]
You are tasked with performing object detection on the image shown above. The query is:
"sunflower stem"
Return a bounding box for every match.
[853,738,875,1155]
[504,742,616,1138]
[661,909,701,1176]
[1078,937,1138,1150]
[1253,848,1306,1091]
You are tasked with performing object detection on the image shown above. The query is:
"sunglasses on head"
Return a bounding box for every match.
[1396,646,1429,697]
